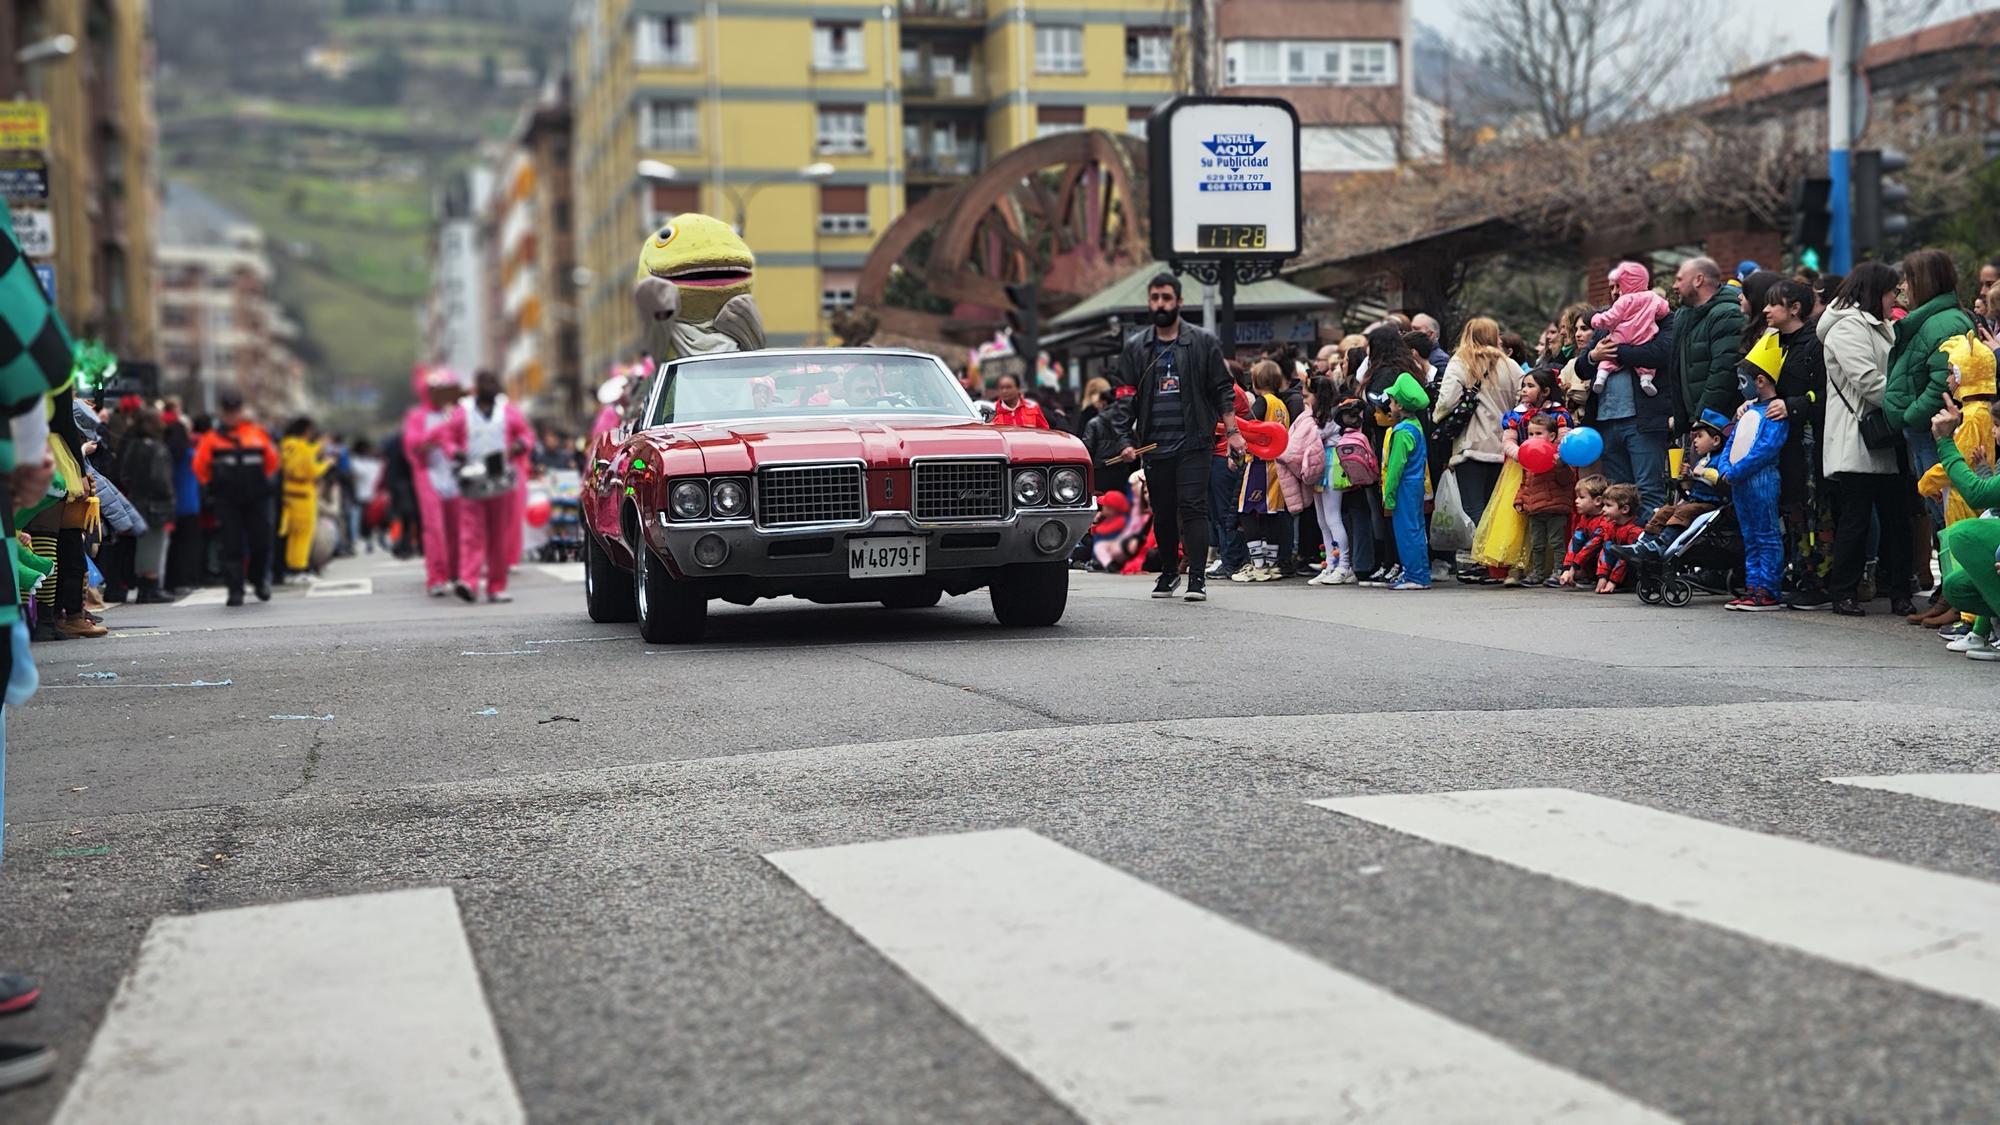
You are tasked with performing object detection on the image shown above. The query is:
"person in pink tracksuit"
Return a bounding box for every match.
[1590,261,1670,397]
[438,370,534,603]
[403,367,465,596]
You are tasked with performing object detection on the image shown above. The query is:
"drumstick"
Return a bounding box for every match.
[1103,443,1157,466]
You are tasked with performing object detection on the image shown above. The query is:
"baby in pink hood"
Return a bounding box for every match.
[1591,261,1668,397]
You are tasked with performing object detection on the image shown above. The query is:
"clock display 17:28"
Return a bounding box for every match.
[1195,223,1268,251]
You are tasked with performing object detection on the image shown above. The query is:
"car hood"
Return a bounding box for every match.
[659,417,1087,474]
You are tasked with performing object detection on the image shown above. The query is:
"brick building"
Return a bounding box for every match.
[155,182,307,421]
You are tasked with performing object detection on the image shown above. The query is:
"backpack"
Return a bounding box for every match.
[1333,428,1379,486]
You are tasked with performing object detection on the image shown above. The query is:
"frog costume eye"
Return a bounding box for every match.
[653,223,676,245]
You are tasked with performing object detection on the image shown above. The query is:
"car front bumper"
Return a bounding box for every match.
[644,506,1097,583]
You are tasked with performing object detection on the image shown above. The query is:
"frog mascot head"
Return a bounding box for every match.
[631,212,766,362]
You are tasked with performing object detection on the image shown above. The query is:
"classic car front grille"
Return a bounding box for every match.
[913,461,1007,521]
[757,464,865,527]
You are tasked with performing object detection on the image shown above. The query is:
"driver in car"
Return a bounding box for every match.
[842,368,883,407]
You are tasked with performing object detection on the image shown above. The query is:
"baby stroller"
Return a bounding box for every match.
[1633,505,1743,607]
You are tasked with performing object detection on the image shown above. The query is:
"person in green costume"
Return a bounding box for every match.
[1929,396,2000,661]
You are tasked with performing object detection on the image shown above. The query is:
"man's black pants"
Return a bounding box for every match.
[1145,449,1210,579]
[215,497,272,595]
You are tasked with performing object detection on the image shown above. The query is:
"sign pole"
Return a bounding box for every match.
[1217,266,1236,354]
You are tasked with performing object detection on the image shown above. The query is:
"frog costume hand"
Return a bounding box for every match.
[632,213,766,361]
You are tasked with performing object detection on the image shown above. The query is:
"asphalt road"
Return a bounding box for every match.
[0,553,1995,1123]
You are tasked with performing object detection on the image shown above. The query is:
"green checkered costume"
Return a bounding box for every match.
[0,200,77,623]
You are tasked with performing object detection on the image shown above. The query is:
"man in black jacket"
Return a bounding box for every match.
[1595,256,1745,431]
[1114,273,1242,602]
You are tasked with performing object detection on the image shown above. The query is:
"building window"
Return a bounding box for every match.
[1125,28,1171,75]
[635,15,695,66]
[1223,40,1396,87]
[1126,105,1151,137]
[1035,24,1084,74]
[1035,105,1085,139]
[1300,125,1399,172]
[1345,42,1393,86]
[821,269,860,315]
[813,22,865,71]
[816,105,868,155]
[640,99,698,150]
[648,183,702,232]
[817,185,870,235]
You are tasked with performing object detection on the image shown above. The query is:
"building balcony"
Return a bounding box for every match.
[900,0,984,30]
[901,69,985,105]
[905,146,984,180]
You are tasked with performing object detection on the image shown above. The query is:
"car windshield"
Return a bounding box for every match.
[649,353,976,426]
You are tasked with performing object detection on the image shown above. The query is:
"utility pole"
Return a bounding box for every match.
[1188,0,1209,95]
[1827,0,1868,274]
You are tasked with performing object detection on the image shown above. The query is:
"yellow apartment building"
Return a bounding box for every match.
[568,0,1184,377]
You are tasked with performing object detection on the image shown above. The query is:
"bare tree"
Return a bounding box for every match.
[1464,0,1723,139]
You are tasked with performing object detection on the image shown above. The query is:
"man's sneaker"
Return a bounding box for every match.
[1938,620,1972,640]
[1306,569,1336,586]
[1785,590,1832,611]
[1385,564,1405,585]
[1229,565,1255,583]
[1150,572,1182,598]
[0,973,40,1015]
[1389,580,1432,591]
[1832,598,1866,617]
[1969,639,2000,661]
[1331,568,1358,585]
[0,1042,54,1092]
[1733,590,1783,611]
[1947,630,1991,653]
[1184,579,1207,602]
[1204,559,1230,579]
[1357,567,1391,587]
[1251,566,1281,582]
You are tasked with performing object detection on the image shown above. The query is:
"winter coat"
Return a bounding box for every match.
[118,434,176,530]
[1113,321,1234,454]
[1432,353,1520,465]
[1817,303,1898,477]
[991,398,1050,429]
[1274,410,1323,514]
[167,424,202,517]
[1774,317,1827,494]
[1617,288,1745,429]
[1517,462,1577,515]
[1884,293,1975,429]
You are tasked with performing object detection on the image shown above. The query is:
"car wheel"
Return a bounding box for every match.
[634,541,707,643]
[585,532,637,623]
[990,561,1068,627]
[881,587,942,610]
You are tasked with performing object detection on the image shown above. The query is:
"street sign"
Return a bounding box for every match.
[1147,97,1302,261]
[0,103,49,152]
[0,162,49,201]
[33,264,55,302]
[12,206,53,257]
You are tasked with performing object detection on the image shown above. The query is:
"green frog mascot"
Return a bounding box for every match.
[631,213,766,360]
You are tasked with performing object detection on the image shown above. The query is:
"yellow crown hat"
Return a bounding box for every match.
[1944,332,1997,399]
[1742,331,1785,385]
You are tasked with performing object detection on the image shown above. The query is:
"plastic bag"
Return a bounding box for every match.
[1430,470,1474,554]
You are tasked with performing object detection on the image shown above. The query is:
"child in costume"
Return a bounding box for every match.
[1930,382,2000,659]
[1593,483,1644,593]
[1918,332,1997,643]
[1472,367,1570,578]
[1308,390,1361,586]
[1718,337,1791,610]
[1591,261,1669,396]
[1233,362,1293,582]
[1620,409,1730,560]
[1513,412,1577,587]
[1380,371,1432,589]
[403,368,464,597]
[1279,374,1330,579]
[1560,474,1611,588]
[278,418,332,581]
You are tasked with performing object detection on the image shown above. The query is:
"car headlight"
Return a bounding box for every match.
[669,480,708,520]
[711,478,748,518]
[1012,467,1048,507]
[1050,466,1085,506]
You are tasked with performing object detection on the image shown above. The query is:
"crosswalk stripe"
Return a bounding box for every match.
[172,587,227,607]
[768,828,1669,1124]
[53,887,524,1125]
[1311,788,2000,1011]
[305,577,374,597]
[1826,773,2000,814]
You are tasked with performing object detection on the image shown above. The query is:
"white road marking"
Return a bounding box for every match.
[534,562,585,583]
[173,588,227,607]
[644,635,1200,656]
[306,577,374,597]
[1827,773,2000,814]
[768,828,1667,1124]
[53,887,524,1125]
[40,678,232,690]
[1312,788,2000,1010]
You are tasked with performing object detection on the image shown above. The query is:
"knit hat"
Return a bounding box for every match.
[1944,332,1997,398]
[1741,332,1784,387]
[1609,261,1649,296]
[1386,371,1429,413]
[1693,409,1732,437]
[1736,260,1761,280]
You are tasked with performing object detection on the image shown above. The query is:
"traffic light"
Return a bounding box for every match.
[1852,149,1910,255]
[1789,175,1832,261]
[1004,281,1039,366]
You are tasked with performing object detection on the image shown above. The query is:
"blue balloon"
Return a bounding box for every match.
[1558,425,1605,467]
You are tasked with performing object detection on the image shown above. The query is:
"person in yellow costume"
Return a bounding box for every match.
[277,417,332,580]
[1917,332,1997,631]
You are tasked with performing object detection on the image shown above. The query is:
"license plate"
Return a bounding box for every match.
[848,536,926,578]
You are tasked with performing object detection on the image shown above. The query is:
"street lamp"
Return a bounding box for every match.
[15,34,76,65]
[634,159,838,235]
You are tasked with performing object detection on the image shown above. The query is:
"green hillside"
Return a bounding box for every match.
[155,0,567,427]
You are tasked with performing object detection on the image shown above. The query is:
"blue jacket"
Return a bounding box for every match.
[173,442,201,517]
[1718,403,1788,489]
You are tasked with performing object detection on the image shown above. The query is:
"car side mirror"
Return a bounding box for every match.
[974,400,996,422]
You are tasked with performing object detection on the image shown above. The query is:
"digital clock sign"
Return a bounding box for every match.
[1197,224,1267,251]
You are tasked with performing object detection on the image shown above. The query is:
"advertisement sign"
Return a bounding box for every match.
[0,103,49,152]
[12,207,53,257]
[0,162,50,201]
[1147,97,1302,261]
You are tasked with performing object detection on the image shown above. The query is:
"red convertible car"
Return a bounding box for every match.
[580,348,1097,642]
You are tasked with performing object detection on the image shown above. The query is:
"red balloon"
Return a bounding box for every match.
[1518,437,1559,474]
[526,495,553,528]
